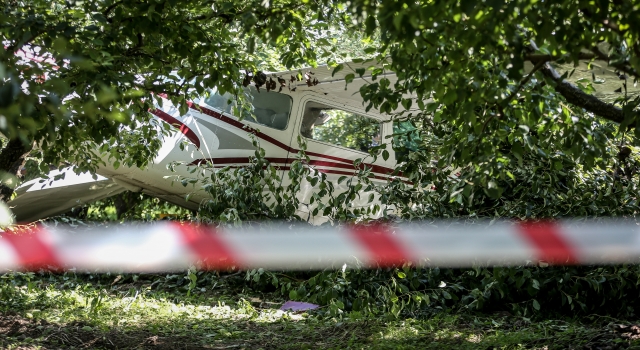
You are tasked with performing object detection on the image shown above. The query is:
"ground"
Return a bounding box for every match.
[1,272,639,350]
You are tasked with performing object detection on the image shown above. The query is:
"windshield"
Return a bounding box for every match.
[203,87,292,131]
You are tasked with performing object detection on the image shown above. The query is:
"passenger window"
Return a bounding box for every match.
[300,101,382,152]
[203,87,292,130]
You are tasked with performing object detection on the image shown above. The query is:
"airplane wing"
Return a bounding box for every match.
[8,167,126,223]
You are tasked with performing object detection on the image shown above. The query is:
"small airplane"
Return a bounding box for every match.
[9,62,406,223]
[8,59,638,223]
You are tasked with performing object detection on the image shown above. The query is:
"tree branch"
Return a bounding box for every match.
[524,48,639,81]
[524,52,597,63]
[103,0,126,18]
[537,58,629,124]
[526,41,637,125]
[136,33,143,48]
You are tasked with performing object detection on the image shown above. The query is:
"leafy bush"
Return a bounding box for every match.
[156,116,640,319]
[240,264,640,319]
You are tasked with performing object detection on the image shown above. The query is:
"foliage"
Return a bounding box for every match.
[270,264,640,319]
[37,191,194,223]
[172,138,306,224]
[85,192,194,221]
[172,136,383,224]
[242,256,640,319]
[0,0,350,194]
[384,120,640,219]
[1,271,639,349]
[3,0,640,199]
[166,135,640,318]
[331,0,640,198]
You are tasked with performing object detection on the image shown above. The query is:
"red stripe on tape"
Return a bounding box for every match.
[2,226,60,269]
[173,223,238,269]
[517,221,578,264]
[348,224,410,266]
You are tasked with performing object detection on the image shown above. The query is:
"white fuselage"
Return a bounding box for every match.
[10,64,405,223]
[97,88,399,222]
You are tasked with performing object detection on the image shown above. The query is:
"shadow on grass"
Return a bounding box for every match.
[0,313,548,350]
[2,310,638,349]
[1,273,639,349]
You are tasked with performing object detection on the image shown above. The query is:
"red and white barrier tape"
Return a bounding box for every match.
[1,221,639,272]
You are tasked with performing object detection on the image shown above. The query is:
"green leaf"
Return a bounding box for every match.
[532,299,540,310]
[332,64,344,77]
[345,73,355,84]
[393,12,403,30]
[532,279,540,290]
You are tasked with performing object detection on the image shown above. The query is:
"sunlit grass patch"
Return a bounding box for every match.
[1,273,639,349]
[7,282,303,333]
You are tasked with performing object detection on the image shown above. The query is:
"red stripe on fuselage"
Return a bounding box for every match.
[186,102,293,153]
[150,109,201,149]
[162,97,399,174]
[190,157,393,182]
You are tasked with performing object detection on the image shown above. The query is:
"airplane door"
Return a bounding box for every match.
[287,95,397,223]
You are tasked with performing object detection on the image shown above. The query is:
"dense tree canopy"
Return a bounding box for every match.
[0,0,341,199]
[336,0,640,200]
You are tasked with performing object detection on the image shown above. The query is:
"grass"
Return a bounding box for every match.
[1,272,639,349]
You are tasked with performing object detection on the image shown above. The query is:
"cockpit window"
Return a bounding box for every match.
[203,87,292,131]
[300,101,382,152]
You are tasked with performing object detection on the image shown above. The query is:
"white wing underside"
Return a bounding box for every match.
[8,168,126,223]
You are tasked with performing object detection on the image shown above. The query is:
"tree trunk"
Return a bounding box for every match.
[114,191,142,219]
[0,138,33,202]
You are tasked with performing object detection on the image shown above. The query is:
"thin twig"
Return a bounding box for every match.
[102,0,125,17]
[590,46,640,80]
[219,271,242,279]
[503,59,547,106]
[524,52,596,63]
[602,18,622,33]
[6,31,44,53]
[275,273,305,282]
